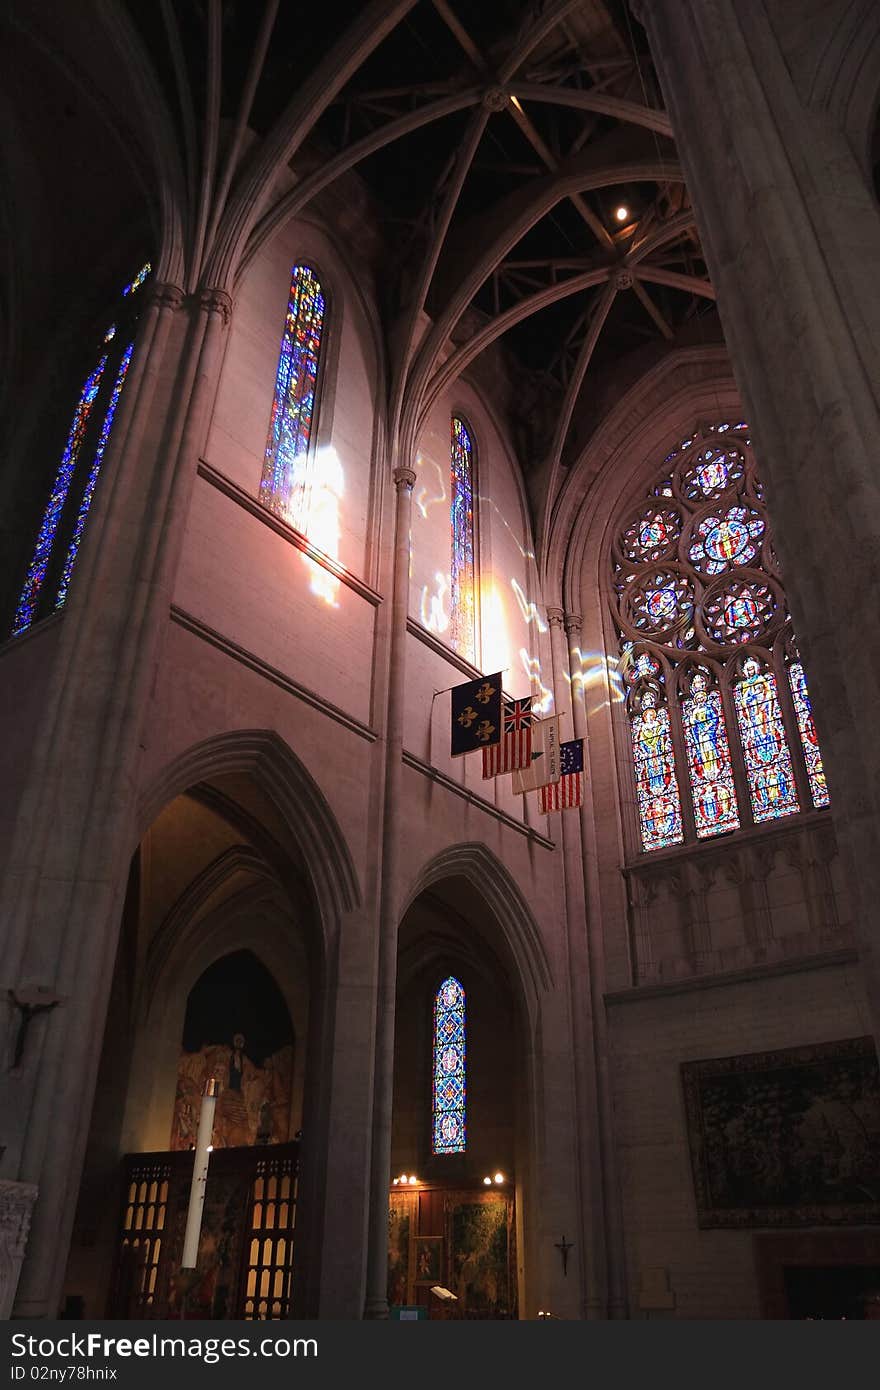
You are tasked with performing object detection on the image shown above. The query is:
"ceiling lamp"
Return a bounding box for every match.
[615,205,629,223]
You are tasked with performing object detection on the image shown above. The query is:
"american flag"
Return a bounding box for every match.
[539,738,584,812]
[482,697,534,778]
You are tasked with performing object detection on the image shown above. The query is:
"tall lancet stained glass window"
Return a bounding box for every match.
[260,264,326,530]
[611,421,829,852]
[12,264,150,636]
[432,976,466,1155]
[450,416,476,664]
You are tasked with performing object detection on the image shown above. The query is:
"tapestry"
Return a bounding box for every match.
[387,1190,414,1308]
[682,1036,880,1227]
[165,1168,251,1319]
[447,1194,516,1317]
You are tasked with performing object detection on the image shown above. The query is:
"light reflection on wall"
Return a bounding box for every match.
[510,577,548,632]
[480,495,536,562]
[415,455,448,519]
[296,445,344,605]
[420,571,450,636]
[570,647,626,710]
[481,582,513,678]
[519,649,554,715]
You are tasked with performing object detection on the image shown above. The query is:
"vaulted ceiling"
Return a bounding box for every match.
[4,0,725,559]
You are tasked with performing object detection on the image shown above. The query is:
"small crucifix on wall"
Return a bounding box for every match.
[555,1235,573,1276]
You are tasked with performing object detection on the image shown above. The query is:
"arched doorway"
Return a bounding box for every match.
[390,875,534,1320]
[62,774,320,1320]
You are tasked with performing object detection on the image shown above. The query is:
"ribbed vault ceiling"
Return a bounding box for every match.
[6,0,725,560]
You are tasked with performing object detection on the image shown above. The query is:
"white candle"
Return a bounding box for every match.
[180,1078,217,1269]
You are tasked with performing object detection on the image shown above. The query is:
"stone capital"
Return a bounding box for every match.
[393,466,416,492]
[147,282,186,313]
[564,613,583,635]
[0,1180,38,1320]
[200,287,234,325]
[546,606,565,629]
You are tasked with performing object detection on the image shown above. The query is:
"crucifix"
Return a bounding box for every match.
[7,988,64,1069]
[555,1235,573,1276]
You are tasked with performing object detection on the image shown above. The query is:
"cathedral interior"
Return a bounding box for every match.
[1,0,880,1321]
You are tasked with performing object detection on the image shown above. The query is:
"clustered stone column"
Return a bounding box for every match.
[0,284,233,1317]
[363,463,416,1319]
[633,0,880,1047]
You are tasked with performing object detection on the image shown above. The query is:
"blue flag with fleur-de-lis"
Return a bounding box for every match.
[450,672,503,756]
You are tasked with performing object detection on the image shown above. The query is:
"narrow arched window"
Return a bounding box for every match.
[260,264,326,530]
[432,975,466,1154]
[611,421,829,852]
[12,263,150,636]
[450,416,476,664]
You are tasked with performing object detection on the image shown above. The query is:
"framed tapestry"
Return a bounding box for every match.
[681,1036,880,1228]
[446,1192,517,1317]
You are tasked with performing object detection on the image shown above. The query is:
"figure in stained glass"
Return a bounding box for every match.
[681,672,739,837]
[735,658,799,822]
[631,695,683,850]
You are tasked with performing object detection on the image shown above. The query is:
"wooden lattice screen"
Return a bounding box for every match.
[108,1142,299,1319]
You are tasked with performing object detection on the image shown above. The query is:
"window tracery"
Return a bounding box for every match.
[612,422,828,852]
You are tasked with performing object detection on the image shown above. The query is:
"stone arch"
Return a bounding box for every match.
[136,728,361,946]
[400,841,552,1030]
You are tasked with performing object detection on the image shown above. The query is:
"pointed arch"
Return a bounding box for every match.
[136,729,361,938]
[402,842,552,1027]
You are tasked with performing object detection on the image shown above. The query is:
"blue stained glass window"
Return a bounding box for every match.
[450,416,476,664]
[12,262,150,637]
[789,661,829,809]
[260,264,325,528]
[432,976,466,1154]
[55,342,134,610]
[12,356,108,635]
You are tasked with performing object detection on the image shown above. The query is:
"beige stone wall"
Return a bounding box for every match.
[608,959,870,1318]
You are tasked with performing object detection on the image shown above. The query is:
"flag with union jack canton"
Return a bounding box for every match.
[539,738,584,812]
[482,697,533,778]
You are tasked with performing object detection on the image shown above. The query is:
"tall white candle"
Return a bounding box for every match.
[180,1077,217,1269]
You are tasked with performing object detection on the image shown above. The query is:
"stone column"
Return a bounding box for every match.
[363,464,416,1319]
[634,0,880,1041]
[565,612,628,1318]
[546,606,608,1318]
[0,286,232,1316]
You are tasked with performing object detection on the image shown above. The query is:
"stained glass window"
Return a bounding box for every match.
[734,660,799,822]
[450,416,476,663]
[611,421,829,851]
[681,671,739,838]
[789,661,829,809]
[55,342,134,609]
[12,357,108,635]
[260,264,325,529]
[11,262,150,637]
[630,694,683,851]
[432,976,466,1155]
